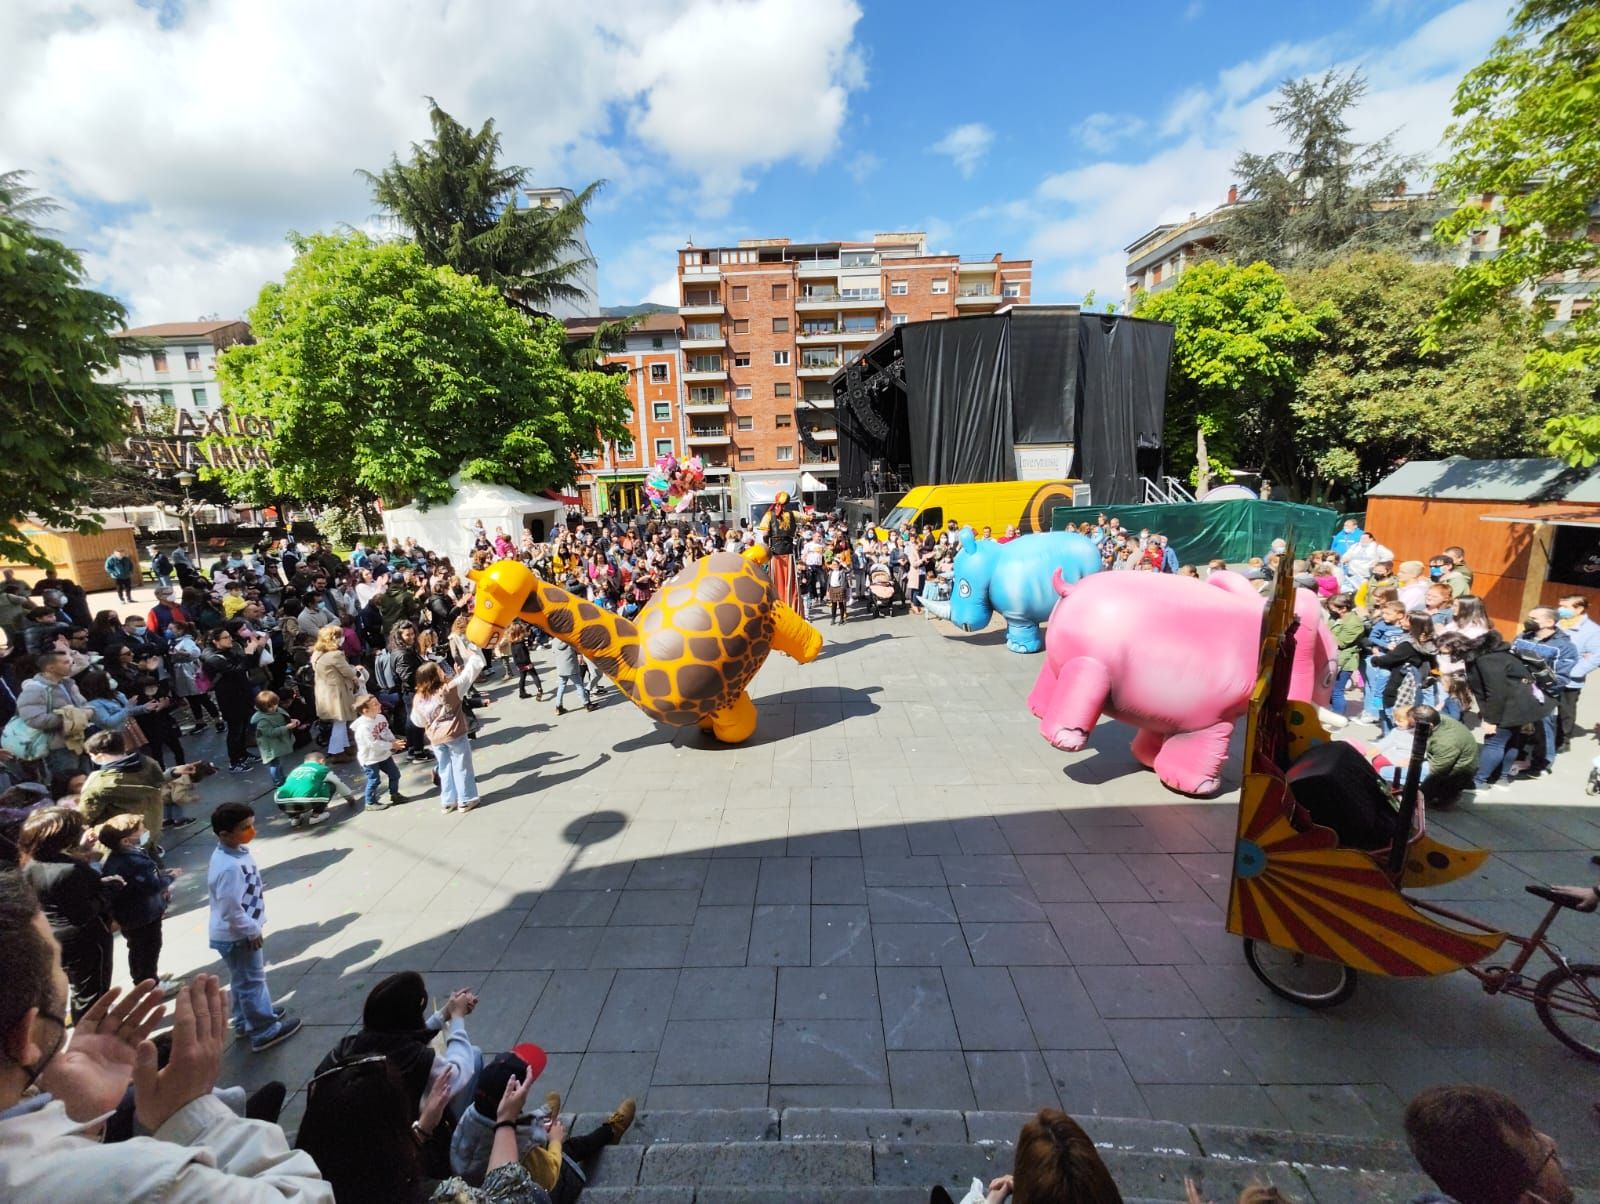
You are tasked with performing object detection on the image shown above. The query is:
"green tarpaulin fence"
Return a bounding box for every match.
[1049,498,1342,565]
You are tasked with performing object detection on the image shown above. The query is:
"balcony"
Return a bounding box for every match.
[796,326,839,343]
[807,426,838,442]
[797,355,841,378]
[796,287,883,311]
[837,324,881,342]
[955,287,1002,307]
[799,395,835,409]
[681,263,720,280]
[680,325,725,351]
[702,462,732,476]
[685,397,731,415]
[687,426,732,446]
[795,259,841,277]
[801,450,839,470]
[682,359,728,382]
[679,296,723,316]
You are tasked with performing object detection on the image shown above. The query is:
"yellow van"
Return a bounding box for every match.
[875,480,1086,541]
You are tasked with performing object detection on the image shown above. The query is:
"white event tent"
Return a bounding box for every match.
[380,477,566,567]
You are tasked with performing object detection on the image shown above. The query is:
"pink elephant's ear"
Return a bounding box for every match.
[1205,570,1264,602]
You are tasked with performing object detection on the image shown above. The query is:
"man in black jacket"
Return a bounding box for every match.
[1463,631,1556,789]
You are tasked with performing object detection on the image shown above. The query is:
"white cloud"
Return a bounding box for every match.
[0,0,867,322]
[1075,113,1147,155]
[1002,0,1501,306]
[930,123,995,179]
[644,274,682,307]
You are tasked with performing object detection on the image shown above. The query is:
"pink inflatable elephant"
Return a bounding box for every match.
[1027,570,1334,796]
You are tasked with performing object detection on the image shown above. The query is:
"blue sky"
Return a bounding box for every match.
[0,0,1506,323]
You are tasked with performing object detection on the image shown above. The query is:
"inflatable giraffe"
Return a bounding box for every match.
[465,551,823,744]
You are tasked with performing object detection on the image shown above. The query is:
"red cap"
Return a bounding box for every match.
[511,1043,548,1080]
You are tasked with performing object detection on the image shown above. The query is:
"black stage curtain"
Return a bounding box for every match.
[901,316,1013,484]
[1075,314,1173,505]
[1010,308,1078,445]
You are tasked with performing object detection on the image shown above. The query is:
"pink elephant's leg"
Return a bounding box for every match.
[1151,720,1234,796]
[1026,660,1058,719]
[1037,657,1111,752]
[1130,727,1165,770]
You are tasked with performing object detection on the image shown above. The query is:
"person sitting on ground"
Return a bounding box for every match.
[1403,1084,1572,1204]
[450,1043,635,1198]
[296,1051,540,1204]
[0,888,333,1201]
[1375,705,1479,808]
[931,1108,1123,1204]
[274,751,356,828]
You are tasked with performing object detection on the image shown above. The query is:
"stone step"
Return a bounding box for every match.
[562,1108,1600,1204]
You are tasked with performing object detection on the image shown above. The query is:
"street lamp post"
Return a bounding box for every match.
[174,470,200,562]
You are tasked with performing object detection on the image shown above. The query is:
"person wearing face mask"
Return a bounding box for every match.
[0,883,333,1201]
[13,652,91,780]
[1512,607,1577,775]
[97,814,178,991]
[1556,595,1600,754]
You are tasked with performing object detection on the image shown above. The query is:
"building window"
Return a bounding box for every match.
[650,364,669,383]
[734,353,751,368]
[739,449,756,463]
[734,385,753,400]
[736,416,754,431]
[776,413,792,428]
[652,401,671,422]
[652,336,664,348]
[1002,281,1022,298]
[772,316,789,333]
[151,350,168,372]
[731,285,749,302]
[930,279,949,295]
[774,382,791,398]
[655,438,674,459]
[773,350,790,365]
[890,281,908,296]
[775,446,794,462]
[690,354,722,373]
[733,318,750,334]
[616,441,635,459]
[157,388,175,407]
[891,314,908,326]
[689,386,721,403]
[191,387,208,407]
[772,283,788,301]
[185,349,201,369]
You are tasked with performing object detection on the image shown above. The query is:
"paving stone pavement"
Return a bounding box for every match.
[130,604,1600,1156]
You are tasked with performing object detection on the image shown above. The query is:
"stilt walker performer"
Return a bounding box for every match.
[758,491,800,608]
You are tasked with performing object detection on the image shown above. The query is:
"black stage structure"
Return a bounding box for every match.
[816,306,1173,506]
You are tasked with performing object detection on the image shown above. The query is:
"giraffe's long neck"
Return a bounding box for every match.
[517,581,641,686]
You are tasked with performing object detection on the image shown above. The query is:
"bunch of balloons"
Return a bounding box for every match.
[645,452,705,513]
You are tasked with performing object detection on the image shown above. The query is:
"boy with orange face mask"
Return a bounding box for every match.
[207,802,302,1052]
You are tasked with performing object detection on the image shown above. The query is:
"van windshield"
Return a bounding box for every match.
[881,505,917,531]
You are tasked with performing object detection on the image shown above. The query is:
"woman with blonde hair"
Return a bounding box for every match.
[410,641,486,814]
[311,623,361,763]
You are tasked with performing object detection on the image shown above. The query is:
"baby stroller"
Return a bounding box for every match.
[866,565,904,618]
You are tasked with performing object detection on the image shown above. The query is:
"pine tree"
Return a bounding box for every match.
[362,99,600,318]
[1222,71,1426,269]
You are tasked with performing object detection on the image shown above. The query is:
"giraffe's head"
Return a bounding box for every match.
[465,560,536,649]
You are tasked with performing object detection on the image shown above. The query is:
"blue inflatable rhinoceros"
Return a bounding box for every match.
[924,527,1100,653]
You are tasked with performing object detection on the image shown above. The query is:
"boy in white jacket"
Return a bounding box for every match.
[350,693,405,811]
[206,803,300,1052]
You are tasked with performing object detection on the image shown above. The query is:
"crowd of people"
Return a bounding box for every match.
[0,511,1591,1203]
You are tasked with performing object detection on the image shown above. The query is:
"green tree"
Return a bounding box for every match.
[1286,252,1593,503]
[208,231,629,508]
[1133,260,1324,493]
[1223,70,1427,270]
[0,172,133,564]
[363,100,599,319]
[1429,0,1600,460]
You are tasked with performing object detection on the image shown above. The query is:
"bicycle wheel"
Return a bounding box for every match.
[1533,962,1600,1062]
[1243,938,1358,1008]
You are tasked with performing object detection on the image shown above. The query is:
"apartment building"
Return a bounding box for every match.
[678,232,1031,508]
[105,319,254,413]
[564,313,735,516]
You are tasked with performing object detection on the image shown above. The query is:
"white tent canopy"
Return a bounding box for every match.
[380,477,565,568]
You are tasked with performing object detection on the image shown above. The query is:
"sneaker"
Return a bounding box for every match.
[585,701,599,712]
[229,764,250,774]
[606,1097,637,1143]
[390,792,406,806]
[440,804,457,815]
[368,800,390,811]
[250,1016,302,1052]
[234,1006,287,1037]
[164,816,195,830]
[458,798,479,813]
[555,707,567,716]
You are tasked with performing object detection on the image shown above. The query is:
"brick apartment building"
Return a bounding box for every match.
[677,232,1030,514]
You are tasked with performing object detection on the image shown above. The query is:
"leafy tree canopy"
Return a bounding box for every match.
[208,231,630,508]
[0,171,133,564]
[1429,0,1600,460]
[1285,252,1594,504]
[1222,70,1428,270]
[363,99,599,319]
[1132,259,1324,493]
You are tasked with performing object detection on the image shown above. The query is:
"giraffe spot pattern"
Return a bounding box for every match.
[576,601,601,624]
[694,574,731,602]
[547,609,575,636]
[725,635,748,658]
[714,603,742,635]
[647,630,685,662]
[731,574,765,605]
[579,625,610,653]
[642,668,671,699]
[677,606,712,632]
[676,662,722,701]
[688,637,721,662]
[619,644,642,668]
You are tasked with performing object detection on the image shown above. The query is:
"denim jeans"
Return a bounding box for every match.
[211,937,276,1037]
[1533,712,1559,770]
[1330,669,1354,718]
[1475,726,1519,786]
[432,736,478,809]
[555,674,589,710]
[1362,665,1390,721]
[266,761,285,788]
[362,756,400,806]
